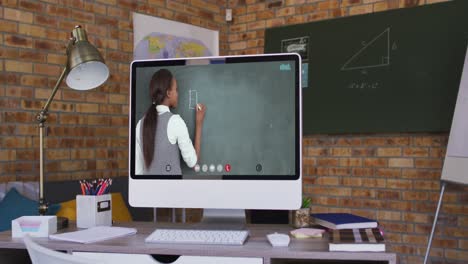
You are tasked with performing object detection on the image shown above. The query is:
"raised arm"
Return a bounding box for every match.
[194,103,206,161]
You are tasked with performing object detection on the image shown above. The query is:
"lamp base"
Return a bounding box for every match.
[57,216,69,230]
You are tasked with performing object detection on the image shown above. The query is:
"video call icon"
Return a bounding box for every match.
[202,164,208,172]
[209,164,215,172]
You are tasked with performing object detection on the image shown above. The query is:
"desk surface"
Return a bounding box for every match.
[0,222,396,264]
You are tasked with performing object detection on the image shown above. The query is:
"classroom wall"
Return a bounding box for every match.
[0,0,466,263]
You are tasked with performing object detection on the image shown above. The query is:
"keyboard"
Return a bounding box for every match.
[145,229,249,245]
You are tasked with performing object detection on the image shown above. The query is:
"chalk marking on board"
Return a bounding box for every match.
[189,90,198,109]
[341,28,391,71]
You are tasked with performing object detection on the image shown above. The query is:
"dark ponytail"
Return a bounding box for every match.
[142,69,173,169]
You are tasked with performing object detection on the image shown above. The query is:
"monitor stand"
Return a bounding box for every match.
[195,209,246,230]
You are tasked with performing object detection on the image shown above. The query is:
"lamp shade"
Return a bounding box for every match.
[65,26,109,90]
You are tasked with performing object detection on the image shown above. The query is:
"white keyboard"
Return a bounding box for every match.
[145,229,249,245]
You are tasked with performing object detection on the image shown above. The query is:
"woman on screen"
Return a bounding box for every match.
[135,69,206,174]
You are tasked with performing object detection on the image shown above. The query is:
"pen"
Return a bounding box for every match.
[79,178,113,195]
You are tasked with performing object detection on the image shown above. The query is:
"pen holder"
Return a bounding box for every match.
[76,194,112,228]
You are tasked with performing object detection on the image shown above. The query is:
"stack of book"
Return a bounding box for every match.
[311,213,385,252]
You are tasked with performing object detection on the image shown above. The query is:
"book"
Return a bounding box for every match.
[49,226,137,244]
[311,213,377,229]
[290,228,326,238]
[329,228,385,252]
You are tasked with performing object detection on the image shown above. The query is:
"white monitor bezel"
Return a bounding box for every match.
[128,53,302,210]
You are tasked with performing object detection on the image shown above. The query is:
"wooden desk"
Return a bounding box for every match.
[0,222,397,264]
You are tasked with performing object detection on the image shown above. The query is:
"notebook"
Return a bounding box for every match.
[49,226,137,244]
[311,213,377,229]
[329,228,385,252]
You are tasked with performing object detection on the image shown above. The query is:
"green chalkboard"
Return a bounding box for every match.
[265,0,468,134]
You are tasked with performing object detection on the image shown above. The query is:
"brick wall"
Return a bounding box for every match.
[1,0,466,263]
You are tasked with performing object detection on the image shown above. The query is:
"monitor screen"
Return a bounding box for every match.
[129,54,302,210]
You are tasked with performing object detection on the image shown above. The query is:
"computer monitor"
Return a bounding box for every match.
[129,53,302,224]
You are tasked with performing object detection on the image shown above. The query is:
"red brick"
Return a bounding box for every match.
[414,158,442,169]
[339,197,362,207]
[306,147,329,156]
[412,136,447,147]
[316,176,340,185]
[363,158,387,167]
[351,188,375,198]
[402,191,429,201]
[403,147,429,157]
[374,2,389,12]
[375,168,401,178]
[349,4,373,15]
[0,20,18,33]
[20,50,46,63]
[247,3,265,13]
[256,10,274,19]
[377,147,402,156]
[248,20,266,30]
[84,2,106,15]
[0,98,20,109]
[402,169,440,180]
[364,137,410,146]
[276,6,295,16]
[402,234,428,245]
[319,0,340,9]
[331,148,352,156]
[342,177,362,186]
[317,158,339,166]
[362,178,386,187]
[0,150,16,161]
[388,158,414,168]
[5,34,33,48]
[387,179,412,189]
[429,147,445,158]
[352,167,374,176]
[378,211,401,221]
[328,167,351,176]
[45,5,71,18]
[297,4,317,14]
[5,86,33,98]
[306,10,329,21]
[339,157,362,167]
[377,190,400,199]
[34,14,58,27]
[4,7,33,23]
[352,147,376,156]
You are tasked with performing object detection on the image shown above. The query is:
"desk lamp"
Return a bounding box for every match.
[36,25,109,215]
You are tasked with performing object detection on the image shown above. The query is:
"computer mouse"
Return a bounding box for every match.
[267,232,290,247]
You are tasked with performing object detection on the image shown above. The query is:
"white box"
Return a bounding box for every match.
[12,216,57,238]
[76,194,112,228]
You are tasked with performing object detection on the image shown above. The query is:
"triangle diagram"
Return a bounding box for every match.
[341,28,390,71]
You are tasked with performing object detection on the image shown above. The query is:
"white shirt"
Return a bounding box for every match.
[135,105,197,174]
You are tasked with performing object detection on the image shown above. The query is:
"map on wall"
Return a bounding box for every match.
[133,13,219,60]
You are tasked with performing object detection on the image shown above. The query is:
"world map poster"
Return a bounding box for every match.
[133,12,219,60]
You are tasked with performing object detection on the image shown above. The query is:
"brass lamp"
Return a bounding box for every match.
[36,25,109,215]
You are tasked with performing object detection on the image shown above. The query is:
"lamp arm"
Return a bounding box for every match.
[36,67,68,123]
[35,38,74,215]
[36,37,75,123]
